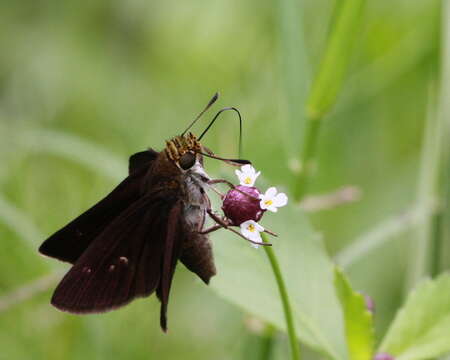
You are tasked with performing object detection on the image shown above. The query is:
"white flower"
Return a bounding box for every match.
[240,220,265,248]
[259,187,288,212]
[235,165,260,187]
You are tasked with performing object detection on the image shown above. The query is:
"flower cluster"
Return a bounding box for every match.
[222,164,288,247]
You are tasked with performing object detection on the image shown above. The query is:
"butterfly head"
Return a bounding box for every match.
[165,132,203,170]
[165,94,250,173]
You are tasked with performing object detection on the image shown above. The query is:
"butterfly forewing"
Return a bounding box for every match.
[129,149,158,174]
[39,150,158,264]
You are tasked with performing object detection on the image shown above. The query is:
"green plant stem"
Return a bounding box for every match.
[262,234,301,360]
[405,85,440,290]
[259,325,276,360]
[294,0,366,200]
[433,0,450,274]
[336,204,437,269]
[430,214,443,277]
[407,0,450,284]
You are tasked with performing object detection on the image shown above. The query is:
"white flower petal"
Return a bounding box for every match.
[265,187,277,197]
[241,164,253,173]
[240,220,264,244]
[240,178,254,187]
[240,227,251,238]
[247,230,262,243]
[240,220,251,228]
[240,220,256,237]
[267,205,278,213]
[254,222,265,232]
[259,199,268,210]
[236,165,260,187]
[273,193,288,207]
[259,192,275,210]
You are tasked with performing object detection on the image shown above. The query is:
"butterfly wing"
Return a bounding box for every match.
[39,149,158,264]
[129,149,158,174]
[51,191,182,315]
[156,201,184,331]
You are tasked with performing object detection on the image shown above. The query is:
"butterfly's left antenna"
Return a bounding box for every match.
[181,92,219,136]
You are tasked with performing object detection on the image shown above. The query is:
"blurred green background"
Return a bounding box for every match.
[0,0,447,359]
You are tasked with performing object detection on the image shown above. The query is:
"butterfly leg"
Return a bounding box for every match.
[206,209,229,229]
[207,179,260,201]
[205,209,272,247]
[208,185,225,199]
[208,178,235,188]
[263,228,278,237]
[198,224,223,235]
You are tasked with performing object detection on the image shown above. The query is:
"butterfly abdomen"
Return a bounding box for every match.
[180,230,216,284]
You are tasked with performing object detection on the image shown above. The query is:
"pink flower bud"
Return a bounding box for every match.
[222,185,264,225]
[374,353,395,360]
[364,294,375,313]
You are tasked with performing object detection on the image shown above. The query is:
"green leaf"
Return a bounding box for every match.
[210,203,347,360]
[379,273,450,360]
[306,0,367,119]
[334,267,374,360]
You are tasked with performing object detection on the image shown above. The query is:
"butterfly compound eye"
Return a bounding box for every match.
[179,152,196,170]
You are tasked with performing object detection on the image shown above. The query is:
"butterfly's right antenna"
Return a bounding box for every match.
[181,92,219,136]
[198,107,243,157]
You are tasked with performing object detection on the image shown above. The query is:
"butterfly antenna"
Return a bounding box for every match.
[198,107,243,157]
[181,92,219,136]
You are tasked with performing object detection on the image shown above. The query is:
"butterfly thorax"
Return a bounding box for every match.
[145,136,209,232]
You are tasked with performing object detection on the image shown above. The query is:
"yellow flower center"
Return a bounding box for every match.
[244,177,252,184]
[264,199,273,206]
[247,224,255,232]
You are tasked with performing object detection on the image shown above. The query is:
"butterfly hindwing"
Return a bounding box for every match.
[51,192,180,314]
[156,201,184,331]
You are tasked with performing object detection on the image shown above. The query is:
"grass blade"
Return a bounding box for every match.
[296,0,367,199]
